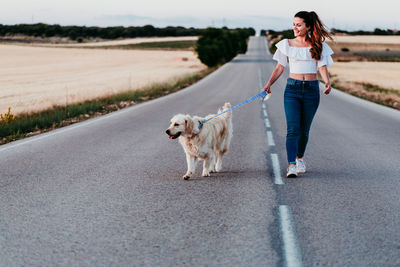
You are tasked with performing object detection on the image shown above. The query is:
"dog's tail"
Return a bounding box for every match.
[218,102,232,120]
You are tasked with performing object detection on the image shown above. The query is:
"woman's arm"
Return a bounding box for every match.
[318,65,331,95]
[263,63,285,93]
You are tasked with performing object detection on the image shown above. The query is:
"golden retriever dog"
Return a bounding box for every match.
[166,103,233,180]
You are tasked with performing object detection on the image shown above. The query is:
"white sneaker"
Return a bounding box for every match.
[286,165,297,178]
[296,158,306,174]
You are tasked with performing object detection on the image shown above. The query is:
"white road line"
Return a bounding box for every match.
[264,118,271,128]
[266,130,275,146]
[271,153,284,185]
[263,109,268,118]
[279,205,303,267]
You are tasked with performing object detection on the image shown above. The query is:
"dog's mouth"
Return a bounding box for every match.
[168,132,181,139]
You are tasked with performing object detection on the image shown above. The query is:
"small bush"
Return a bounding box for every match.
[0,107,16,124]
[195,27,255,67]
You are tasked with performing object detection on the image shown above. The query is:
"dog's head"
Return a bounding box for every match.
[166,114,200,139]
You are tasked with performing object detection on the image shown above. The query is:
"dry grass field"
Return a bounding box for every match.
[329,62,400,90]
[328,35,400,90]
[326,35,400,109]
[0,40,205,115]
[48,36,199,47]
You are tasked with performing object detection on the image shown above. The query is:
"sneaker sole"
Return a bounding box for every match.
[286,173,298,178]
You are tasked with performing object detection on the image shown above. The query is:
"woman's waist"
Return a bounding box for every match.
[289,73,317,81]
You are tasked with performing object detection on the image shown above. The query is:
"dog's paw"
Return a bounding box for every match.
[183,172,192,180]
[201,172,210,177]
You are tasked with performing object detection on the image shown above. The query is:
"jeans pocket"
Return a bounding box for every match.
[306,83,320,96]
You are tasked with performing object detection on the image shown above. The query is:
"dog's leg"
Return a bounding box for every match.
[183,154,195,180]
[215,151,222,172]
[202,154,215,177]
[216,150,226,172]
[202,160,210,177]
[209,154,217,173]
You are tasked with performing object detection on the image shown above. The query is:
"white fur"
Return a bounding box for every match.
[166,103,233,180]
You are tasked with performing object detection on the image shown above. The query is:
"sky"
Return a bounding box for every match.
[1,0,400,32]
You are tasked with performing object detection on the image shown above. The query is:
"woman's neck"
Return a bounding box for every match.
[295,36,308,45]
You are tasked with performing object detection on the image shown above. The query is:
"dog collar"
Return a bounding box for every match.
[198,120,204,130]
[189,120,204,138]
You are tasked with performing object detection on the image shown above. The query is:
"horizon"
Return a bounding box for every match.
[1,0,399,33]
[1,20,398,34]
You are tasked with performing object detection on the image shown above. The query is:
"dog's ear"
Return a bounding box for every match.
[184,116,195,135]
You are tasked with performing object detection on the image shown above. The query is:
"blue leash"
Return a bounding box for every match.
[198,90,268,130]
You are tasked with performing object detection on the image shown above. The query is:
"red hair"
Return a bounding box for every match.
[295,11,333,60]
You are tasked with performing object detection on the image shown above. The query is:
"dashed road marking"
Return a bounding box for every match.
[271,153,284,185]
[266,130,275,146]
[279,205,303,267]
[264,118,271,128]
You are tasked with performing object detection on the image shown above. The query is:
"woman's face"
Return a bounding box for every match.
[292,17,310,37]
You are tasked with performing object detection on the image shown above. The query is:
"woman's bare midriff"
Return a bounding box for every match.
[289,73,317,81]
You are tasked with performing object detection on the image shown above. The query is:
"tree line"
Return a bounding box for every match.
[262,28,400,38]
[331,28,400,35]
[0,23,203,40]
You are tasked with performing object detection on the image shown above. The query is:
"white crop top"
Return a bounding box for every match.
[272,39,334,74]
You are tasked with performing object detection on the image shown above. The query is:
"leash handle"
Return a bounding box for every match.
[198,90,267,130]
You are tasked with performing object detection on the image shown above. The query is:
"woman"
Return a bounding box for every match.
[263,11,334,178]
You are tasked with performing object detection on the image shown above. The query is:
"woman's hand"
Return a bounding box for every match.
[263,63,284,95]
[263,84,271,94]
[324,82,331,95]
[318,66,331,95]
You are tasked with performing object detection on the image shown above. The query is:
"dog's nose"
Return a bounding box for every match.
[166,129,170,135]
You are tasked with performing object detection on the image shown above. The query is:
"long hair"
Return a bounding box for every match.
[295,11,333,60]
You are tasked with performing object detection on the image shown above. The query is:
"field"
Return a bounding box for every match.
[329,62,400,90]
[37,36,199,48]
[0,38,205,115]
[326,35,400,109]
[327,35,400,90]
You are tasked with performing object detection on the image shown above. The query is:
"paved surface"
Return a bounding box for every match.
[1,36,399,266]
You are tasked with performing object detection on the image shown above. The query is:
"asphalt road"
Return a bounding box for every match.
[1,36,399,266]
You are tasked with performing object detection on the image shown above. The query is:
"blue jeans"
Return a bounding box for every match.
[284,78,320,165]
